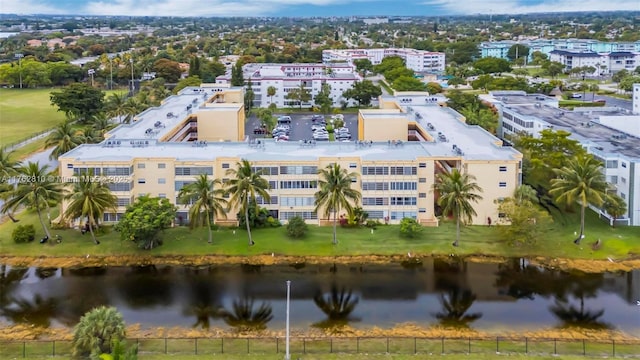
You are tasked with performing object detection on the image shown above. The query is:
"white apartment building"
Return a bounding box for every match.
[215,63,360,108]
[322,48,446,73]
[549,50,640,75]
[482,91,640,226]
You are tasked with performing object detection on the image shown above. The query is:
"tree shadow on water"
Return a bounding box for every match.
[219,297,273,332]
[431,288,482,329]
[312,285,360,329]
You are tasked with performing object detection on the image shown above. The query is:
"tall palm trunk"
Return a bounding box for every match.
[332,210,338,245]
[34,195,52,239]
[206,209,213,244]
[88,215,99,245]
[453,212,460,247]
[245,204,253,245]
[35,204,52,240]
[575,205,585,245]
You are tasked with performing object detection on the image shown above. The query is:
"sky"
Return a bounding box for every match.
[0,0,638,17]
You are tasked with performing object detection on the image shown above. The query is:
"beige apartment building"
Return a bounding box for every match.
[59,85,522,227]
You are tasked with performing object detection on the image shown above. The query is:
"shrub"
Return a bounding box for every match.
[12,224,35,243]
[286,216,308,238]
[399,217,423,238]
[365,219,381,229]
[72,306,126,357]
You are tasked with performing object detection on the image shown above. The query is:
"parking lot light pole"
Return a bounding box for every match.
[285,280,291,360]
[15,53,24,89]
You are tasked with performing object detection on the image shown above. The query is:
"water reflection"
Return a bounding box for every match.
[550,298,611,329]
[182,268,222,330]
[116,266,173,308]
[2,294,72,327]
[35,268,58,280]
[220,297,273,331]
[432,288,482,328]
[312,285,360,329]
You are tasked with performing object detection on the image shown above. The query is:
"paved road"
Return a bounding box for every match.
[570,92,632,111]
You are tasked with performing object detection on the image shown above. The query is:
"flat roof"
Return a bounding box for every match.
[107,87,239,141]
[506,104,640,159]
[62,86,519,163]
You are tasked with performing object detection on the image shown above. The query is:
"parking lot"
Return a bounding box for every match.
[245,112,358,142]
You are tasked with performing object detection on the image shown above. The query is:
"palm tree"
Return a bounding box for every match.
[603,192,627,227]
[267,85,276,105]
[225,159,270,245]
[105,92,128,123]
[314,163,361,245]
[78,127,101,144]
[513,184,538,204]
[178,174,228,244]
[90,113,113,137]
[63,171,117,245]
[1,162,62,239]
[433,168,483,247]
[550,155,608,244]
[0,148,21,222]
[72,306,126,357]
[45,121,84,160]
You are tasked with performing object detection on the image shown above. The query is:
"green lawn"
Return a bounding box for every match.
[1,206,639,262]
[15,354,615,360]
[0,88,125,149]
[0,88,66,147]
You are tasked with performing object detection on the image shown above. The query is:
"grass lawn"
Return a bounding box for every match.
[0,88,125,149]
[19,354,611,360]
[1,206,639,262]
[0,88,67,146]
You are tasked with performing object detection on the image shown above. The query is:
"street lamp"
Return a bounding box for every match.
[285,280,291,360]
[129,58,135,95]
[88,69,95,87]
[108,54,115,90]
[14,53,23,89]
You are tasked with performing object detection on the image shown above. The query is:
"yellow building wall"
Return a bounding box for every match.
[361,116,408,141]
[196,107,243,142]
[464,160,520,225]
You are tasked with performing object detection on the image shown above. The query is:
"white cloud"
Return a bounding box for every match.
[422,0,640,14]
[0,0,69,14]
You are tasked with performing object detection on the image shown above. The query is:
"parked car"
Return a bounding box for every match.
[571,93,582,99]
[311,124,326,132]
[314,133,329,141]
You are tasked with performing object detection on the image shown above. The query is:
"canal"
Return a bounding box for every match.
[1,259,639,334]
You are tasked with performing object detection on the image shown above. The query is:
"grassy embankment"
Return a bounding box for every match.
[0,88,124,159]
[1,205,639,267]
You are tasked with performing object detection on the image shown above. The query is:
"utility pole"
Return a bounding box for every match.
[108,54,114,90]
[130,57,135,95]
[15,53,24,89]
[88,69,95,87]
[285,280,291,360]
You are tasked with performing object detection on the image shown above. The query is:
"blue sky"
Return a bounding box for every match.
[1,0,638,17]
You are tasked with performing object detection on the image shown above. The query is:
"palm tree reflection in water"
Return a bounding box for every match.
[432,288,482,328]
[312,285,360,329]
[550,297,611,330]
[220,297,273,331]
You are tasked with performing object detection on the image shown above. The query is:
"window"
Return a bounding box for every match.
[279,166,317,175]
[621,177,626,184]
[419,163,426,168]
[622,162,627,168]
[174,180,195,191]
[281,197,315,206]
[158,163,166,169]
[222,163,230,169]
[137,163,146,169]
[268,181,277,189]
[73,167,101,176]
[621,193,626,200]
[108,182,132,191]
[103,213,124,222]
[280,211,317,220]
[362,182,388,191]
[418,178,427,183]
[391,211,416,220]
[158,178,166,184]
[610,176,618,184]
[103,167,131,176]
[419,208,427,213]
[252,166,279,176]
[499,166,507,172]
[351,177,357,183]
[279,180,317,189]
[116,198,130,207]
[362,197,388,206]
[390,197,417,205]
[606,160,618,168]
[175,167,213,176]
[499,182,507,187]
[158,193,166,198]
[390,182,417,191]
[349,163,357,168]
[256,196,278,205]
[138,179,146,184]
[364,210,384,219]
[361,166,389,175]
[418,193,426,198]
[390,166,417,175]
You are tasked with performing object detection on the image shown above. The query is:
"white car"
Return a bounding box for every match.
[571,93,582,99]
[311,124,326,132]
